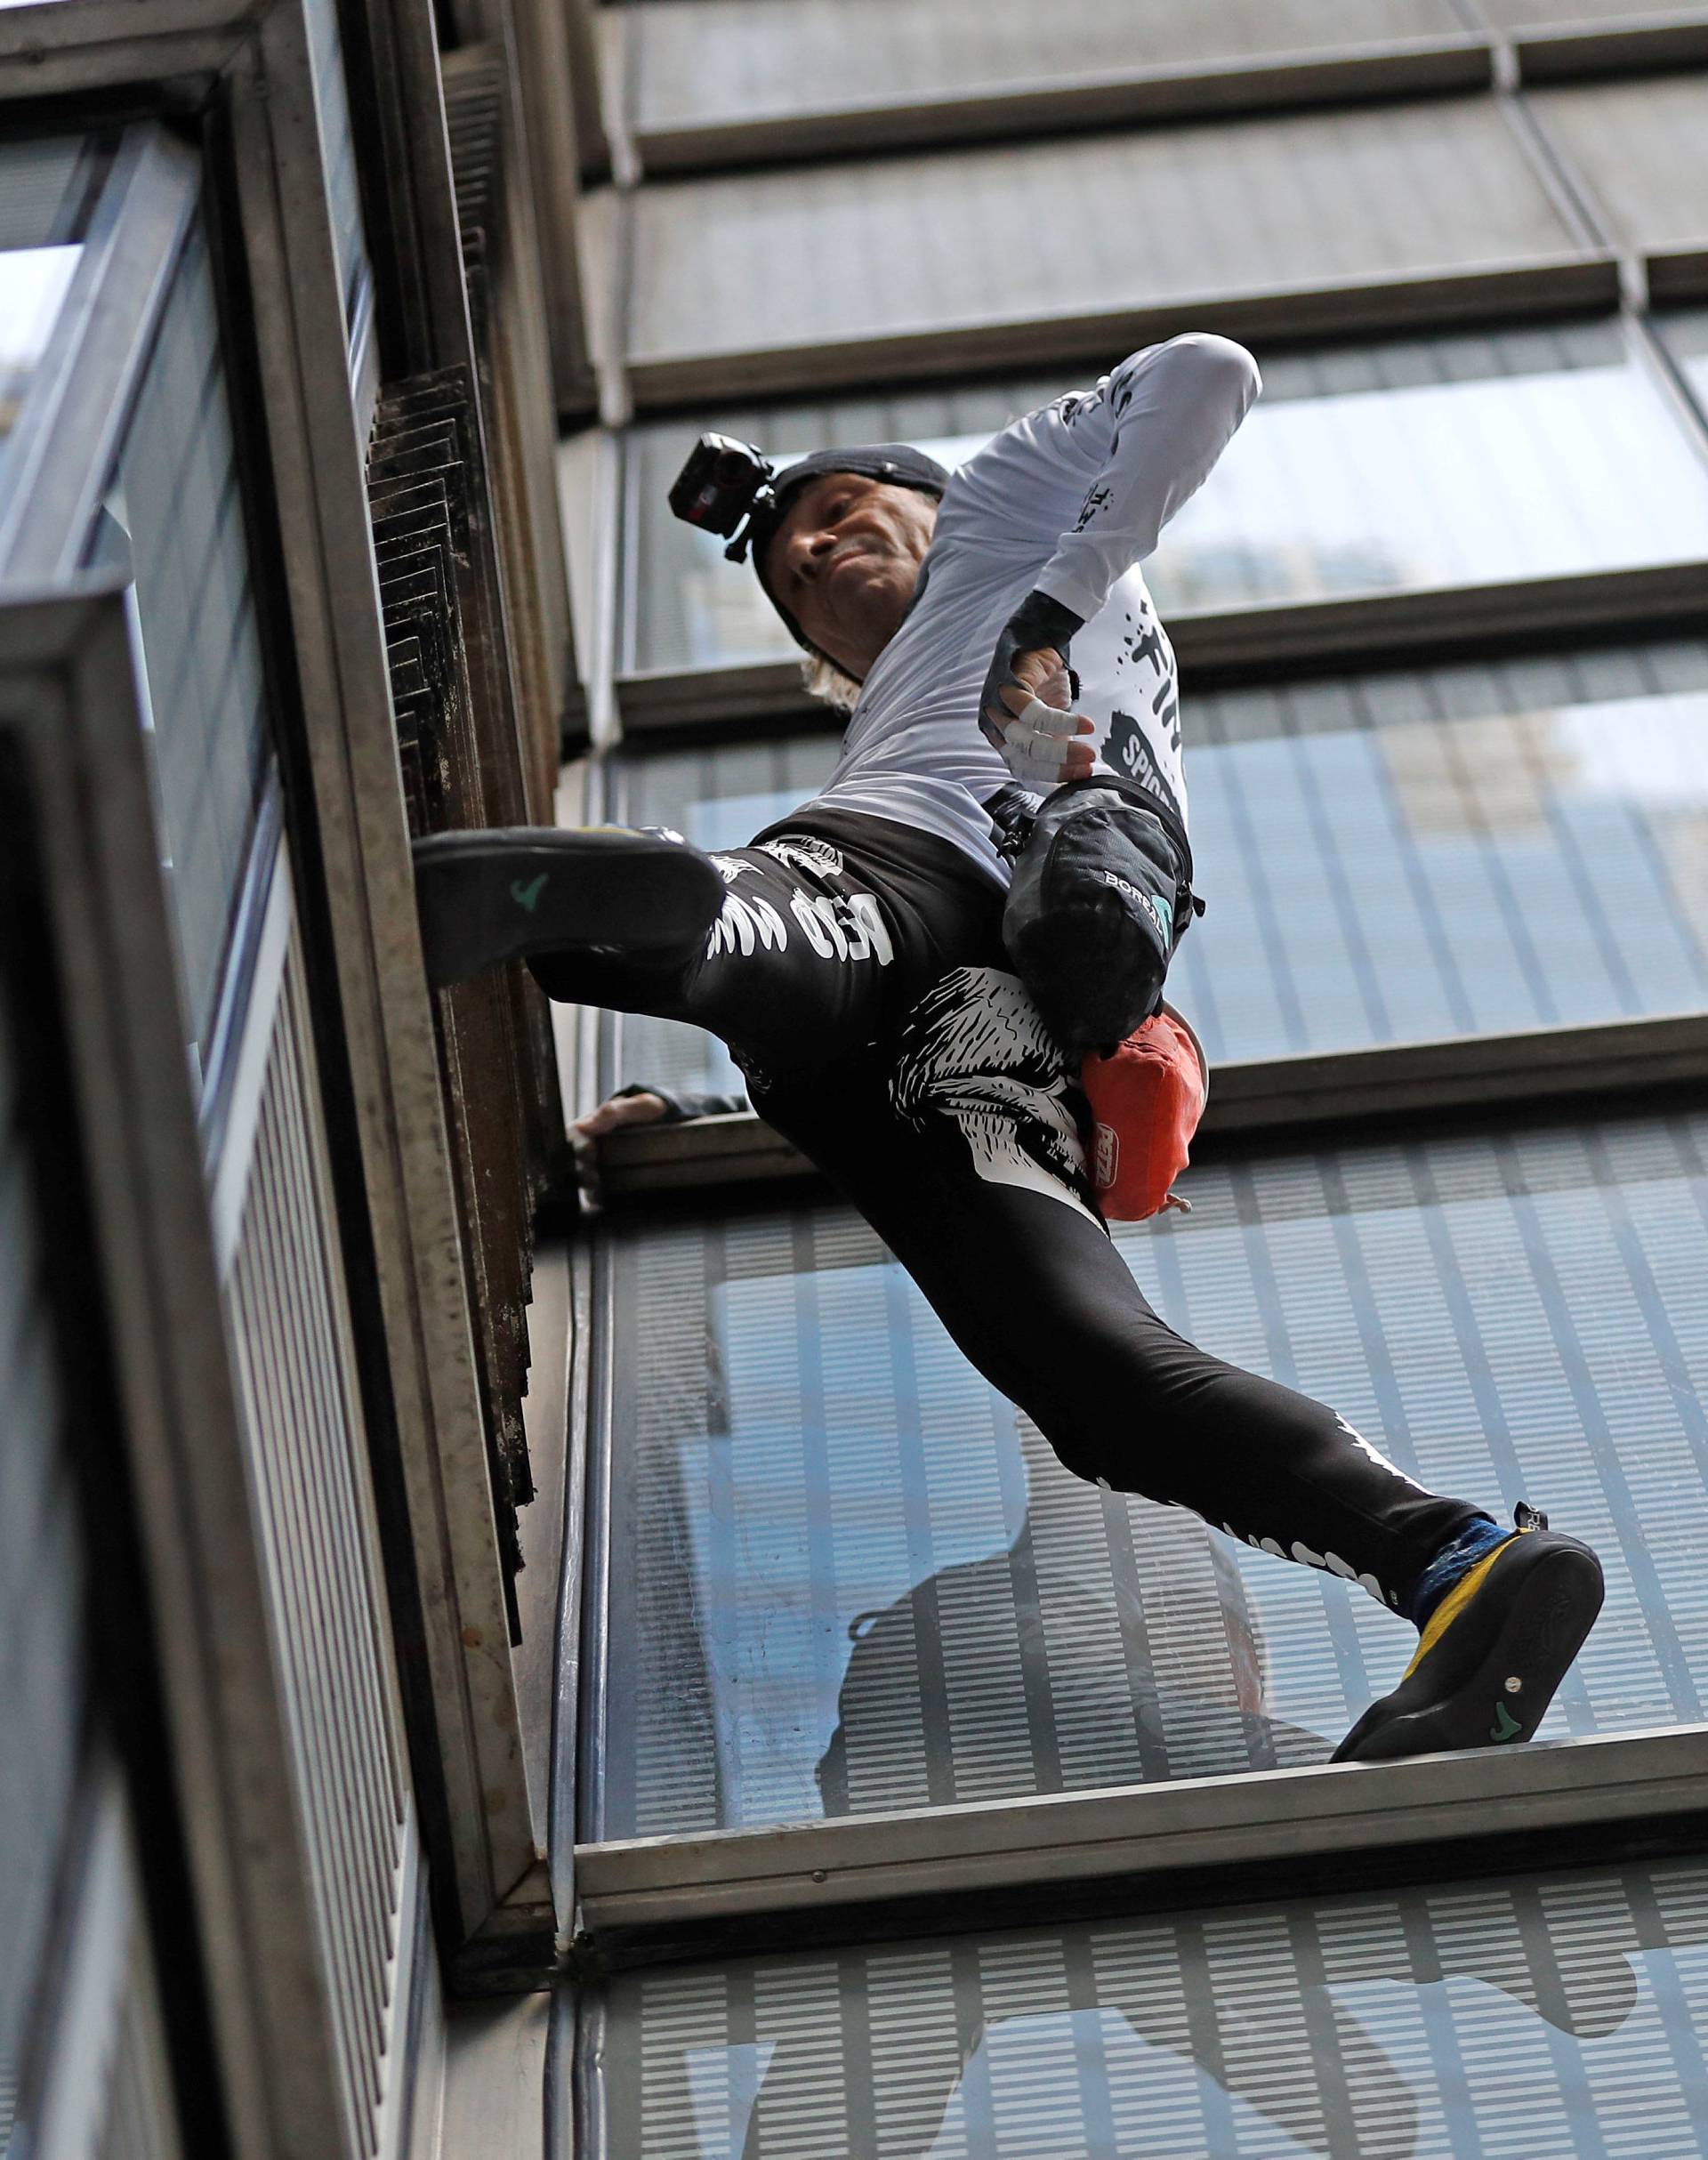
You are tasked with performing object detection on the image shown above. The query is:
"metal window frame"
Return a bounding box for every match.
[624,254,1621,409]
[589,1014,1708,1197]
[568,1117,1708,1964]
[0,583,353,2159]
[610,290,1708,720]
[1503,7,1708,80]
[0,11,555,1973]
[572,1724,1708,1963]
[618,36,1498,177]
[613,555,1708,735]
[220,5,553,1963]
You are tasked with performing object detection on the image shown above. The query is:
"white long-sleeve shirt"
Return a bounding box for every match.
[791,334,1261,883]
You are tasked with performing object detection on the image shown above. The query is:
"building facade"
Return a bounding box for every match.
[4,0,1708,2155]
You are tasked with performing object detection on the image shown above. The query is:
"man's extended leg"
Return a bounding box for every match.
[748,970,1602,1761]
[416,823,923,1074]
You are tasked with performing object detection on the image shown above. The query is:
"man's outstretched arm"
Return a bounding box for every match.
[971,334,1261,780]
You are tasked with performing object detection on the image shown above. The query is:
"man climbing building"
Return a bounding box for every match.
[413,332,1604,1763]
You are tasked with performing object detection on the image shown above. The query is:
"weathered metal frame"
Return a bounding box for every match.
[624,252,1619,408]
[221,12,552,1961]
[615,554,1708,734]
[572,1724,1708,1961]
[1505,7,1708,80]
[0,16,555,1968]
[621,36,1496,176]
[1,584,352,2159]
[591,1013,1708,1196]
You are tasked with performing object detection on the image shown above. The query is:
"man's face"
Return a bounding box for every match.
[762,472,939,681]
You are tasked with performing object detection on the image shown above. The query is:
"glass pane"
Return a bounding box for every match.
[302,0,371,353]
[625,0,1470,133]
[609,639,1708,1095]
[1531,75,1708,274]
[97,210,273,1087]
[624,324,1708,675]
[589,1856,1708,2157]
[597,1107,1708,1839]
[629,101,1583,377]
[0,134,110,471]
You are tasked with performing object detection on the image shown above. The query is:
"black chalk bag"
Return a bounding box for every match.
[998,776,1204,1054]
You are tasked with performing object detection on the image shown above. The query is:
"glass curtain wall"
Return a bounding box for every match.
[570,9,1708,2153]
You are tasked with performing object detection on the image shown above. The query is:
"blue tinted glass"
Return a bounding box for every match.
[302,0,372,359]
[590,1856,1708,2158]
[609,641,1708,1098]
[625,323,1708,673]
[597,1108,1708,1839]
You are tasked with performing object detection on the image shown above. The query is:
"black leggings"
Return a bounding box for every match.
[534,812,1483,1612]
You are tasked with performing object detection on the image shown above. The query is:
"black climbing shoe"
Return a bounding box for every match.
[1333,1505,1604,1764]
[413,826,726,989]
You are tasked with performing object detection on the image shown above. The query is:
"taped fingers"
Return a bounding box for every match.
[999,696,1096,783]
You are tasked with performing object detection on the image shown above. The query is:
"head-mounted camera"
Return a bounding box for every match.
[667,433,778,563]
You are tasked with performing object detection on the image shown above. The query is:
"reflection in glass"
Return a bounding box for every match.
[592,1857,1708,2157]
[624,323,1708,675]
[0,134,110,480]
[599,1108,1708,1840]
[612,641,1708,1094]
[97,212,273,1088]
[0,247,79,449]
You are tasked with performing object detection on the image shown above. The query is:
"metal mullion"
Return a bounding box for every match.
[0,125,198,587]
[223,12,538,1940]
[591,1012,1708,1200]
[616,558,1708,737]
[571,1721,1708,1952]
[1507,10,1708,83]
[573,1219,618,1852]
[624,256,1619,409]
[632,41,1497,178]
[0,0,241,99]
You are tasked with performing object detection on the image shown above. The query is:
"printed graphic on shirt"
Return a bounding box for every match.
[1075,483,1112,534]
[1105,709,1184,825]
[889,965,1100,1225]
[705,888,790,959]
[755,834,846,879]
[704,883,897,966]
[788,887,893,965]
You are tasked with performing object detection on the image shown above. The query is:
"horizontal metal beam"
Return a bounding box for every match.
[633,40,1495,177]
[615,553,1708,737]
[624,254,1618,409]
[0,0,243,97]
[573,1724,1708,1947]
[593,1013,1708,1198]
[1510,12,1708,81]
[1648,249,1708,304]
